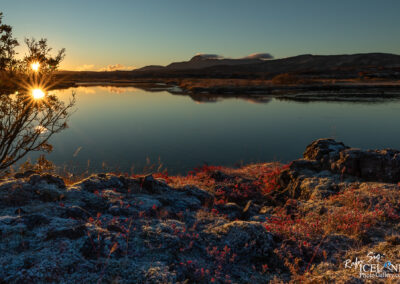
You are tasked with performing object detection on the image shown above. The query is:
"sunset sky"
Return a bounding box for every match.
[2,0,400,71]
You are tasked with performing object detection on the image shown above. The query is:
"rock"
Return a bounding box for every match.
[331,148,400,182]
[46,224,86,240]
[107,224,124,233]
[215,202,243,220]
[302,138,400,183]
[63,206,90,220]
[82,195,109,212]
[14,170,37,179]
[288,159,320,175]
[133,196,162,212]
[108,205,132,216]
[29,174,66,189]
[165,195,201,212]
[0,181,35,206]
[145,264,176,283]
[180,185,214,205]
[303,138,348,163]
[249,214,270,222]
[23,214,50,230]
[259,206,274,215]
[80,236,106,259]
[74,174,125,192]
[135,174,170,194]
[242,200,261,220]
[35,185,64,202]
[300,177,339,200]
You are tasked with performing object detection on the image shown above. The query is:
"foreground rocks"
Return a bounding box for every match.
[0,139,399,283]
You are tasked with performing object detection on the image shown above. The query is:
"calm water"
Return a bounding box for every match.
[26,86,400,174]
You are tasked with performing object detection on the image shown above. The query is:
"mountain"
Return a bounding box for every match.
[212,53,400,73]
[135,53,400,77]
[136,54,269,72]
[164,55,266,70]
[136,65,165,72]
[57,53,400,85]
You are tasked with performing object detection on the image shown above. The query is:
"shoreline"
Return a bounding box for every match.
[52,79,400,102]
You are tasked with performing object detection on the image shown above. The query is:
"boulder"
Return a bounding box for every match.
[332,148,400,182]
[303,138,348,165]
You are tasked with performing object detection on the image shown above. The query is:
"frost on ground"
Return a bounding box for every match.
[0,139,399,283]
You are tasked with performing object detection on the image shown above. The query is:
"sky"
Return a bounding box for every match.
[1,0,400,71]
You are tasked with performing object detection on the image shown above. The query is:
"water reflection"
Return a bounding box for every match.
[0,91,75,173]
[36,86,400,175]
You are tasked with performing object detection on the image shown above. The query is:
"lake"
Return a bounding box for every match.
[26,85,400,174]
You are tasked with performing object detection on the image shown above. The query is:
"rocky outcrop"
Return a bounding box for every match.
[0,173,276,283]
[305,138,400,182]
[279,138,400,199]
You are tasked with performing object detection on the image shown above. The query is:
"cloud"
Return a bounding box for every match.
[193,53,274,60]
[75,64,95,71]
[99,64,136,72]
[195,53,224,60]
[243,53,274,60]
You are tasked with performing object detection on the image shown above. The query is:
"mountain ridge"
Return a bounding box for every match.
[135,52,400,75]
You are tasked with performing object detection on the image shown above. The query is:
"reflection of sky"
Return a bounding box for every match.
[25,87,400,174]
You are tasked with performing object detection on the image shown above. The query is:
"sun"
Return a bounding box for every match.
[31,62,40,72]
[32,88,45,99]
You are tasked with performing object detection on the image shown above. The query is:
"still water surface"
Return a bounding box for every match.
[27,86,400,174]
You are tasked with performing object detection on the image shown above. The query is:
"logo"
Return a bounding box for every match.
[344,252,400,279]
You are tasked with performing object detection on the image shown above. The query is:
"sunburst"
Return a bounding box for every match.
[30,61,40,72]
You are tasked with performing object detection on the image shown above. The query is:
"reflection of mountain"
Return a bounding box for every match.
[177,93,272,104]
[67,83,400,104]
[275,93,400,104]
[98,86,139,94]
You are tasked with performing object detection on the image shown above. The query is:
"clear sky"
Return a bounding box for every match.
[2,0,400,71]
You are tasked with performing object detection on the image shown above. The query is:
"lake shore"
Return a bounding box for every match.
[1,138,399,282]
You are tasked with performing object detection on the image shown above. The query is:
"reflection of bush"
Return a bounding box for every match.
[0,92,75,173]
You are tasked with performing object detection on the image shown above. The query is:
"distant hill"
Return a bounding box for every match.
[137,65,165,72]
[134,53,400,78]
[165,55,266,70]
[57,53,400,84]
[136,54,272,72]
[213,53,400,73]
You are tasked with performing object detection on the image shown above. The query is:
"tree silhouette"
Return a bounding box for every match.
[0,11,75,173]
[0,91,75,172]
[0,12,19,72]
[22,38,65,75]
